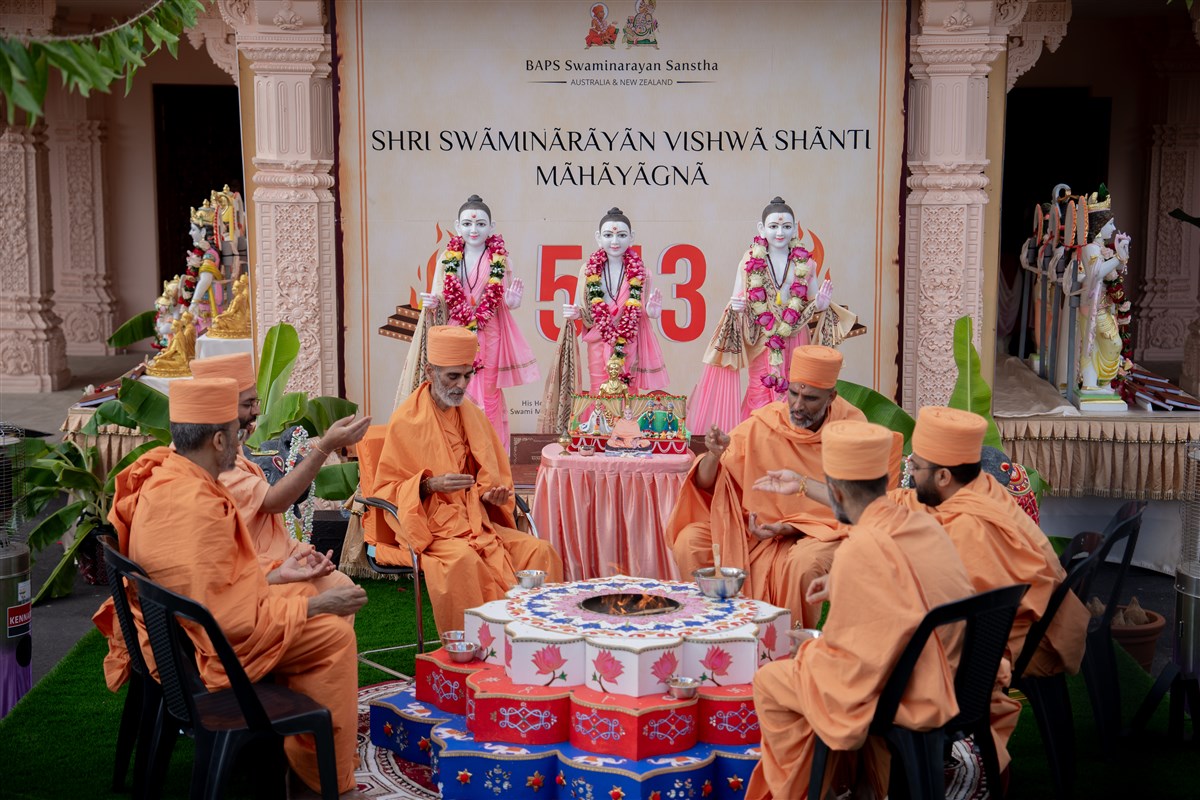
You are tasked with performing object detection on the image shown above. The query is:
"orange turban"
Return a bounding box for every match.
[169,378,238,425]
[190,353,255,392]
[426,325,479,367]
[911,406,987,467]
[789,345,842,389]
[822,420,895,480]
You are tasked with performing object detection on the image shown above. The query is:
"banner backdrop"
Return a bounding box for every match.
[337,0,906,430]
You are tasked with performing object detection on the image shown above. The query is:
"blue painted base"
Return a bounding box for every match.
[370,685,761,799]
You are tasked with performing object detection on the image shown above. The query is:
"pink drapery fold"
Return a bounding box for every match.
[455,267,540,452]
[687,364,743,434]
[580,271,669,393]
[531,444,692,581]
[739,326,810,420]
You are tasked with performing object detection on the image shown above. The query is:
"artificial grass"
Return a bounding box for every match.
[0,577,1195,799]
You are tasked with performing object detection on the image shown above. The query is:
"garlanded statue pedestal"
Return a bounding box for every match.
[370,576,791,799]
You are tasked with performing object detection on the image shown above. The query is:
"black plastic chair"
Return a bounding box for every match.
[809,584,1029,800]
[131,574,341,800]
[1075,500,1147,754]
[100,535,176,798]
[1010,531,1105,799]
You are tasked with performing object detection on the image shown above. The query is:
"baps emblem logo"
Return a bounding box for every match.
[587,1,660,51]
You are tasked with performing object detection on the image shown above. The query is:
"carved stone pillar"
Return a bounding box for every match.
[1136,64,1200,369]
[1005,0,1071,92]
[0,123,70,391]
[44,88,117,355]
[230,0,339,396]
[901,2,1010,411]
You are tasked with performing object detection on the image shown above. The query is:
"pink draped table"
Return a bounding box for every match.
[531,443,694,581]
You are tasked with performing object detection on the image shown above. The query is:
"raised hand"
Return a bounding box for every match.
[505,278,524,309]
[704,425,731,458]
[814,278,833,312]
[645,288,663,318]
[420,292,440,310]
[275,548,336,584]
[753,469,805,495]
[317,414,373,455]
[562,303,581,321]
[729,295,747,313]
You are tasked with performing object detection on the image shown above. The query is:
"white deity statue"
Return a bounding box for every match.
[1076,186,1128,392]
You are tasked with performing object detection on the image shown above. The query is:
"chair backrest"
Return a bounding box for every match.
[1059,531,1104,569]
[99,535,152,680]
[1082,500,1147,630]
[872,584,1029,733]
[1013,533,1103,678]
[131,574,272,732]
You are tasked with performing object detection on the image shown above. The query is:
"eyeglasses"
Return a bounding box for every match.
[236,427,248,443]
[904,454,934,474]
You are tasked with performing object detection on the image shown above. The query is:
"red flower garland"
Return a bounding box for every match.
[584,247,645,381]
[441,234,508,335]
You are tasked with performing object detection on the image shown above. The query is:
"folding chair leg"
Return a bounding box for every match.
[808,736,830,799]
[973,723,1004,800]
[190,732,217,800]
[413,560,426,654]
[147,704,179,798]
[310,717,341,800]
[1024,676,1075,799]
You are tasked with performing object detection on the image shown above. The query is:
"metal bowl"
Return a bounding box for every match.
[440,630,467,648]
[667,676,701,699]
[692,567,747,599]
[516,569,546,590]
[444,641,479,663]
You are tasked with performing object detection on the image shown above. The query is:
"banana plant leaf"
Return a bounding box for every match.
[33,515,101,604]
[248,390,308,449]
[25,500,87,558]
[118,377,171,443]
[835,380,916,452]
[80,398,140,434]
[106,309,157,348]
[248,323,303,448]
[948,316,1003,450]
[314,462,360,501]
[299,396,360,437]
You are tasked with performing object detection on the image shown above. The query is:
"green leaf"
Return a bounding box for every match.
[835,380,916,452]
[257,323,301,409]
[50,463,104,494]
[81,399,139,435]
[1026,465,1049,505]
[107,309,157,347]
[145,18,179,48]
[248,391,307,448]
[112,28,146,69]
[299,396,359,437]
[118,378,170,438]
[0,39,36,82]
[314,462,361,501]
[25,500,87,555]
[33,516,101,604]
[947,316,1004,450]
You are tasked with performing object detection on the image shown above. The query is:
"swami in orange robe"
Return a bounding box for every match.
[370,326,563,632]
[191,353,367,602]
[747,421,974,800]
[894,406,1089,771]
[92,378,366,796]
[667,346,899,627]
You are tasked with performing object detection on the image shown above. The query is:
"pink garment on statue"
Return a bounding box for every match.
[453,262,540,453]
[531,444,691,580]
[581,270,669,394]
[740,326,810,419]
[688,364,742,434]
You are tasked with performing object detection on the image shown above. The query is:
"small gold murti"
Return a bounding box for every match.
[208,273,252,339]
[146,311,197,377]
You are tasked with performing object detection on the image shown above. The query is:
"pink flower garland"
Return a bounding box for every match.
[584,247,645,382]
[743,235,812,394]
[441,234,508,335]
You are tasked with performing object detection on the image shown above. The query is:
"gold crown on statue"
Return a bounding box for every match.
[1088,183,1112,213]
[211,185,238,226]
[190,200,217,227]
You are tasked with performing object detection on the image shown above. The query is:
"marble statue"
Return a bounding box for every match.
[153,277,182,350]
[1077,186,1129,393]
[689,196,857,432]
[186,201,225,333]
